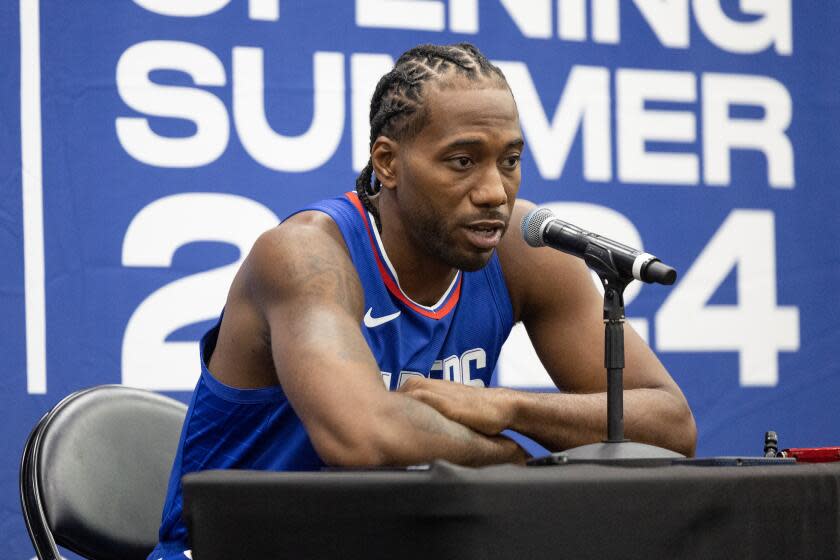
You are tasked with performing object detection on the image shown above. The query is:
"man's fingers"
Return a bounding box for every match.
[397,376,430,393]
[396,377,504,435]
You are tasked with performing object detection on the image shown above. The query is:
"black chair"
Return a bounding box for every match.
[20,384,187,560]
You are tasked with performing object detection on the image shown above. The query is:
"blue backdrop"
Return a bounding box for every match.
[3,1,839,555]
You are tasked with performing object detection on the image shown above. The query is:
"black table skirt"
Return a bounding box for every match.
[183,460,840,559]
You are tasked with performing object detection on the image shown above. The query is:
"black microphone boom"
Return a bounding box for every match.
[520,207,676,285]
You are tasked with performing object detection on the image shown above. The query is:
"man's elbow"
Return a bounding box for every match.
[675,403,698,457]
[309,427,390,468]
[645,387,697,457]
[308,416,415,468]
[652,384,697,457]
[318,444,389,468]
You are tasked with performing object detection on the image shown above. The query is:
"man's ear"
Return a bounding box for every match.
[371,136,399,191]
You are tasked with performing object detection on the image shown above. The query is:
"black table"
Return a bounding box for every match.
[183,460,840,559]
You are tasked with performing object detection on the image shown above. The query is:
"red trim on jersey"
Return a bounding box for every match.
[345,192,461,320]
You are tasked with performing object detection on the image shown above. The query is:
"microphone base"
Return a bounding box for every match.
[527,441,684,467]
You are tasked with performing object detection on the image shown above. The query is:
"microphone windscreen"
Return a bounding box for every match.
[521,207,555,248]
[645,260,677,285]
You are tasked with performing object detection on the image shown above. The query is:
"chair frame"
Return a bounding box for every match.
[20,386,105,559]
[20,384,185,560]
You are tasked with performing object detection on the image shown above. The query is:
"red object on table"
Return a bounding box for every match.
[783,447,840,463]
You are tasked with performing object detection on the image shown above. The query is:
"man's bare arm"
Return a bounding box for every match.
[400,373,694,456]
[502,316,696,455]
[241,211,527,467]
[400,201,696,456]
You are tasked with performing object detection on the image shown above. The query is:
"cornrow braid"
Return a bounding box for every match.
[355,43,508,232]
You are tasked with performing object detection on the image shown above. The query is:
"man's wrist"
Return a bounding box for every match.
[495,433,529,464]
[495,387,521,433]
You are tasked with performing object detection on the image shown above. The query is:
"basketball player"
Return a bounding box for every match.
[149,43,695,560]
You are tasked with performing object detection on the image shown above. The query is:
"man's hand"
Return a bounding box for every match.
[398,377,515,436]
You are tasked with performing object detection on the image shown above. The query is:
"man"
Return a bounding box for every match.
[149,43,695,559]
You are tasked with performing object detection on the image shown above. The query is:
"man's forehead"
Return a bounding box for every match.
[424,77,514,109]
[415,82,520,145]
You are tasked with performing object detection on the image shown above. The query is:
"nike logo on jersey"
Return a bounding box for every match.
[364,308,401,328]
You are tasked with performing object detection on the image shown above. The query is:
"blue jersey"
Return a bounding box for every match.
[149,192,514,559]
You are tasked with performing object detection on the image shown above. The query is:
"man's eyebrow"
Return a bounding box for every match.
[442,137,525,150]
[443,137,482,150]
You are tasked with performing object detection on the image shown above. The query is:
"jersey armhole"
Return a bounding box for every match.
[483,253,515,332]
[283,196,361,260]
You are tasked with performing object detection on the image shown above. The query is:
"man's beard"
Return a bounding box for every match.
[405,205,498,272]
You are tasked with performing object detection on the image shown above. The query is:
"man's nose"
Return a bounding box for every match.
[470,165,508,208]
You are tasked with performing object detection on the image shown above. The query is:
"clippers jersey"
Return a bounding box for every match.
[149,192,514,559]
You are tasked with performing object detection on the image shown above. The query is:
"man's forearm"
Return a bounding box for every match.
[506,388,696,456]
[375,393,528,467]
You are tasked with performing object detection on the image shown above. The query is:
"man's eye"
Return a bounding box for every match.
[450,156,473,169]
[502,155,520,168]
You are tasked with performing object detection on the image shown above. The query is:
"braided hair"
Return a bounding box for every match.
[355,43,509,231]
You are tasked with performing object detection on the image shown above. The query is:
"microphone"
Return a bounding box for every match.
[520,207,676,285]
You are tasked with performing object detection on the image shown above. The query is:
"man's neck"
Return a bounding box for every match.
[375,213,458,308]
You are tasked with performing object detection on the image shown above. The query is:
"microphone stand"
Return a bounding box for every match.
[559,244,683,463]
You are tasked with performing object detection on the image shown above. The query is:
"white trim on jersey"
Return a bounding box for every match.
[368,211,460,312]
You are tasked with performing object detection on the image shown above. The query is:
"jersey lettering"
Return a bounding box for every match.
[431,348,487,387]
[381,348,488,390]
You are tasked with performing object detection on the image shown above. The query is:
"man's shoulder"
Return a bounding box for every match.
[251,210,348,264]
[243,210,358,300]
[497,199,599,323]
[496,200,537,318]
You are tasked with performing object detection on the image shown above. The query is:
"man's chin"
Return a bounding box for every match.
[451,249,495,272]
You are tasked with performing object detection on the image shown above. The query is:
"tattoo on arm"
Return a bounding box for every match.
[399,395,478,445]
[292,252,360,310]
[336,343,376,366]
[295,250,379,369]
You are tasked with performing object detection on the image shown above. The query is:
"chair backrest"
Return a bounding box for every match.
[20,385,187,560]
